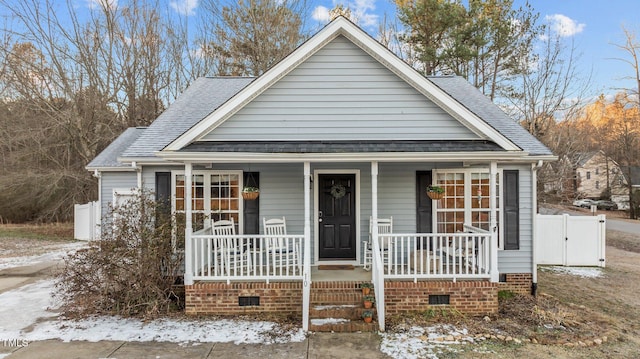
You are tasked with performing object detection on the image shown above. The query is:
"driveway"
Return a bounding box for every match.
[607,218,640,235]
[540,205,640,235]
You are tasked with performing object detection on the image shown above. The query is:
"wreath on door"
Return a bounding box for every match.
[330,184,346,199]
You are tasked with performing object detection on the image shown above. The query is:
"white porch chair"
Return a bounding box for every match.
[211,217,250,275]
[363,216,393,271]
[263,217,301,274]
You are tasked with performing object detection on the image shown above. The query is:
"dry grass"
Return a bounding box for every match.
[0,223,76,259]
[427,229,640,358]
[0,222,73,241]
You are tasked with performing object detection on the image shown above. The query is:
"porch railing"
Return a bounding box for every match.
[378,231,492,281]
[190,228,305,283]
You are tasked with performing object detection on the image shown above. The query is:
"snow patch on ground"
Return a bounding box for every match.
[0,242,86,270]
[0,279,305,345]
[543,266,603,278]
[380,325,475,359]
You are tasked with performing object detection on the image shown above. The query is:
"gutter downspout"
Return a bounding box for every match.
[132,161,142,188]
[93,170,102,240]
[531,160,543,296]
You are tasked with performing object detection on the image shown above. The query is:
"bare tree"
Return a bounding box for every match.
[0,0,192,221]
[197,0,308,76]
[610,26,640,217]
[505,27,591,138]
[611,25,640,103]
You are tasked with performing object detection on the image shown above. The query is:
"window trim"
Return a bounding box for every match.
[171,170,244,234]
[432,168,505,250]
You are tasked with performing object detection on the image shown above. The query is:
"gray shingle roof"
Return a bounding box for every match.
[121,77,255,158]
[429,76,553,156]
[87,127,146,169]
[106,75,551,163]
[180,140,504,153]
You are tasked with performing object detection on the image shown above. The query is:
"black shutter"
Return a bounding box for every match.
[503,170,520,250]
[416,171,433,248]
[243,172,260,234]
[155,172,171,226]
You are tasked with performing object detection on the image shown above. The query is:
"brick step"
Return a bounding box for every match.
[310,304,374,320]
[308,281,376,332]
[309,318,378,332]
[311,281,366,292]
[310,291,364,306]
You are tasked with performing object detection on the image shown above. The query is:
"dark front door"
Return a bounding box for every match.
[318,174,356,260]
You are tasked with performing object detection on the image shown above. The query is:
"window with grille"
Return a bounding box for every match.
[172,170,243,235]
[434,169,503,249]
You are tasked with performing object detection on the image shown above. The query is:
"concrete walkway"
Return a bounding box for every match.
[1,332,390,359]
[0,260,61,294]
[0,259,391,359]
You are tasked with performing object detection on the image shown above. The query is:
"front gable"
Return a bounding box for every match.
[164,17,522,153]
[202,36,480,142]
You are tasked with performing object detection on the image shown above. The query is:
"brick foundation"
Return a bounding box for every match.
[185,276,531,317]
[185,282,302,315]
[384,280,499,315]
[498,273,533,295]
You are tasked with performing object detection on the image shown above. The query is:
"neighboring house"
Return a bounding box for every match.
[630,167,640,191]
[86,17,555,332]
[574,151,628,208]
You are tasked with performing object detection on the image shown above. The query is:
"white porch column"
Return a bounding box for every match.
[489,161,499,282]
[371,161,385,331]
[531,163,538,290]
[302,162,311,331]
[184,163,194,285]
[371,161,379,247]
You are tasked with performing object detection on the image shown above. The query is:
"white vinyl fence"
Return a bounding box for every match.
[536,214,606,267]
[74,201,99,240]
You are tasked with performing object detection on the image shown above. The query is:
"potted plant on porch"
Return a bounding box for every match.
[363,295,375,309]
[241,186,260,200]
[360,282,373,295]
[426,185,445,200]
[362,310,374,323]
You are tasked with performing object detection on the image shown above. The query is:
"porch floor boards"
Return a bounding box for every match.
[311,266,371,282]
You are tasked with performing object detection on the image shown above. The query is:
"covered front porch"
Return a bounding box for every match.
[178,159,501,331]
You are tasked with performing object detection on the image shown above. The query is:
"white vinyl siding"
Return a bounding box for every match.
[100,172,138,218]
[497,166,533,274]
[202,36,480,142]
[104,162,534,271]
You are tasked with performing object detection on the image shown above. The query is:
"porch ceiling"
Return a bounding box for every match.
[179,140,505,153]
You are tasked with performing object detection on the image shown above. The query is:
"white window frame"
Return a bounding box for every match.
[171,170,244,233]
[432,168,505,250]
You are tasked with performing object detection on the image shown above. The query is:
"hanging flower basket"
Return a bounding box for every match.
[242,187,260,200]
[426,185,445,200]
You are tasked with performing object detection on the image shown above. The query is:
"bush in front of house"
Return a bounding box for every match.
[56,188,183,318]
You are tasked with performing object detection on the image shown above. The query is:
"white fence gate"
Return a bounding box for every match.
[536,214,606,267]
[74,201,99,240]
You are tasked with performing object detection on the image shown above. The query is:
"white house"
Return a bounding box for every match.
[575,151,628,208]
[87,17,556,332]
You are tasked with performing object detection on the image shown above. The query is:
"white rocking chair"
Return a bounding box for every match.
[363,216,393,271]
[263,217,301,274]
[211,217,250,275]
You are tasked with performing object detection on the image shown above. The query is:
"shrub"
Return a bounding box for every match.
[56,188,184,318]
